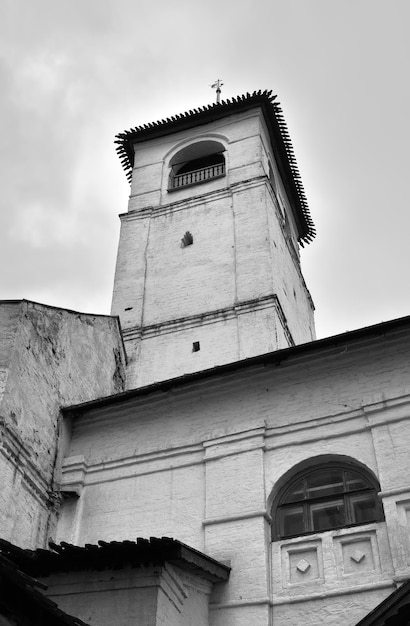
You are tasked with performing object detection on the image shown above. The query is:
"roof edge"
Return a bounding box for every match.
[354,579,410,625]
[63,313,410,416]
[0,537,230,583]
[0,299,117,321]
[115,89,315,245]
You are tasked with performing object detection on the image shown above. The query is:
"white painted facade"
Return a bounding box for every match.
[57,322,410,625]
[111,107,315,389]
[3,93,410,626]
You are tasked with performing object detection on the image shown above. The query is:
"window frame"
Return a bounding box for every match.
[272,462,384,541]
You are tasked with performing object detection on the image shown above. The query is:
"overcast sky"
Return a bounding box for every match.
[1,0,409,340]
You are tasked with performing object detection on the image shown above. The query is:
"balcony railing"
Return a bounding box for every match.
[170,163,225,189]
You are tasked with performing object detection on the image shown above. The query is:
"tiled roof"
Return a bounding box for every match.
[0,537,230,583]
[115,90,315,245]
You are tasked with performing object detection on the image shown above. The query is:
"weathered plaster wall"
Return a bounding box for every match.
[0,300,126,548]
[156,566,211,626]
[112,109,314,388]
[0,302,20,403]
[42,564,211,626]
[0,302,20,360]
[58,325,410,625]
[270,590,393,626]
[44,568,159,626]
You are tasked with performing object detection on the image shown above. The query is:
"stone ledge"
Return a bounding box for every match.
[270,579,394,606]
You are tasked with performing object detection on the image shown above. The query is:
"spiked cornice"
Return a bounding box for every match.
[115,90,315,245]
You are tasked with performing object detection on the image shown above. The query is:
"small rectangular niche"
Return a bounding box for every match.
[192,341,200,352]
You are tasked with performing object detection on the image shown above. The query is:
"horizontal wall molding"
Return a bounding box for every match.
[204,442,265,464]
[265,423,370,451]
[203,425,266,448]
[61,440,268,488]
[210,580,394,610]
[265,407,368,439]
[124,175,269,221]
[393,574,410,583]
[61,445,204,488]
[123,294,294,346]
[64,391,410,487]
[265,392,410,451]
[209,597,271,611]
[203,510,271,526]
[379,486,410,498]
[61,424,269,487]
[0,420,50,507]
[270,580,394,606]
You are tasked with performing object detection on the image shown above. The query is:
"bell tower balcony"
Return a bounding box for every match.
[169,153,226,190]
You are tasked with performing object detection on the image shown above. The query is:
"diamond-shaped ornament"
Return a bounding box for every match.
[350,549,366,563]
[296,558,311,573]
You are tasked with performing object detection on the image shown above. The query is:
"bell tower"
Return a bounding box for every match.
[112,90,316,389]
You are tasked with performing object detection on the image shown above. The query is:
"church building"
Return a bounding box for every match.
[1,90,410,626]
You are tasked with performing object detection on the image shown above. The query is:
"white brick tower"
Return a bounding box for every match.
[112,90,316,388]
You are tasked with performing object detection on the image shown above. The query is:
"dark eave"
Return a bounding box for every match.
[115,90,315,246]
[0,552,89,626]
[0,537,230,584]
[62,312,410,418]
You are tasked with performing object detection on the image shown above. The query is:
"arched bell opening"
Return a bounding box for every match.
[169,140,226,190]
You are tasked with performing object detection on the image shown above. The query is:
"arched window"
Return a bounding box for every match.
[272,461,384,540]
[169,140,226,190]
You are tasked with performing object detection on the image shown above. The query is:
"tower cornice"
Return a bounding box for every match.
[115,90,315,245]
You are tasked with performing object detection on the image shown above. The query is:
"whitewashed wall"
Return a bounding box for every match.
[111,109,315,389]
[58,324,410,625]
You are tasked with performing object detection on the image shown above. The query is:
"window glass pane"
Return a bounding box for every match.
[280,506,304,537]
[345,471,369,492]
[275,466,382,540]
[350,493,378,523]
[310,499,345,531]
[306,470,344,499]
[283,479,304,503]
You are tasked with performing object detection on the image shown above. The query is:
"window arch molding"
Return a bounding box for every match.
[269,455,384,541]
[165,136,228,191]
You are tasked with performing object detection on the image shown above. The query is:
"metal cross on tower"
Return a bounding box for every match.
[211,79,224,104]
